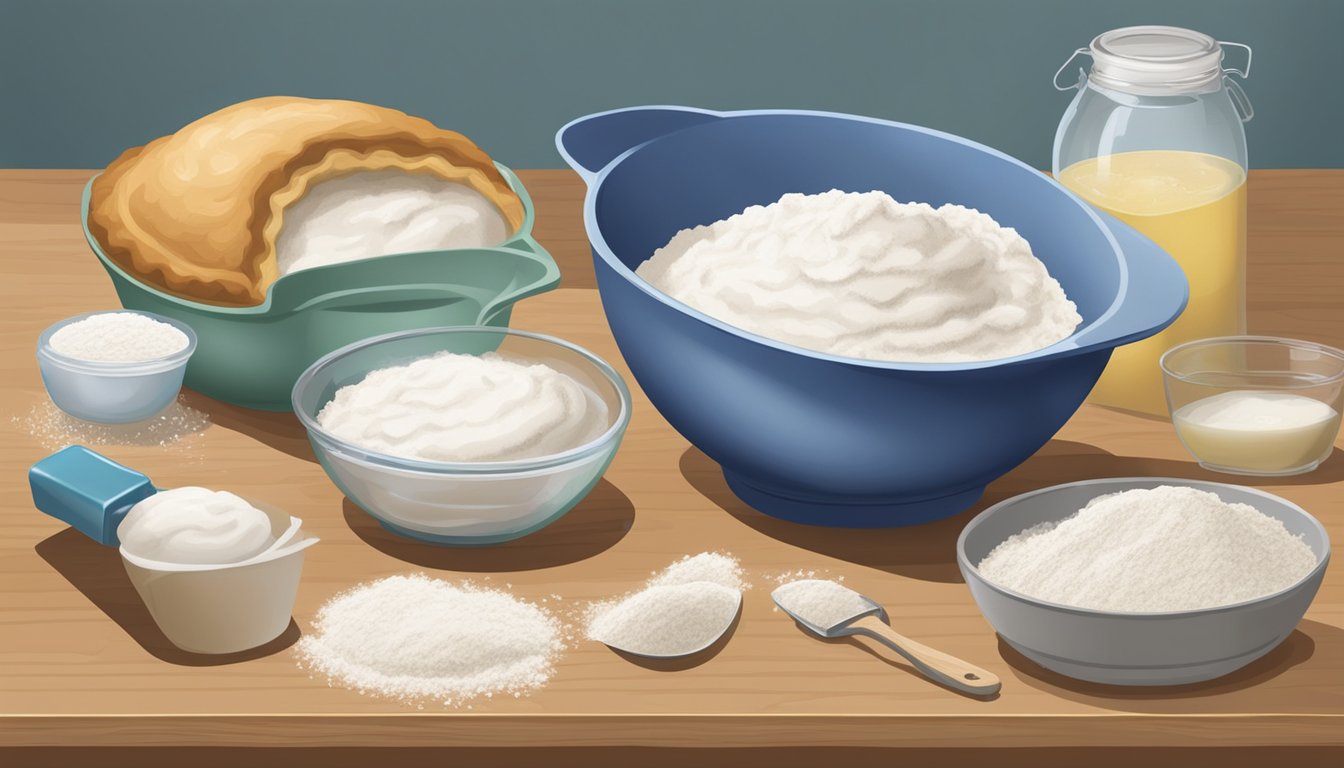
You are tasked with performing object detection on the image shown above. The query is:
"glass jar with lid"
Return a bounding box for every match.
[1053,25,1253,416]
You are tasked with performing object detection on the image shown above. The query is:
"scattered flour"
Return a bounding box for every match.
[296,574,564,707]
[48,312,189,362]
[976,485,1319,612]
[14,398,210,452]
[772,579,875,629]
[636,189,1081,363]
[586,552,746,657]
[316,351,607,462]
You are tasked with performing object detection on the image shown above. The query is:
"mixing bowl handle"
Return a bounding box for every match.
[1067,213,1190,353]
[556,106,724,182]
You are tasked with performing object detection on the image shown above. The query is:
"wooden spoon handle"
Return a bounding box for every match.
[848,615,1001,696]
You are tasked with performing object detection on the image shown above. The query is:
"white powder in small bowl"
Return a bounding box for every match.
[586,551,746,657]
[48,312,190,363]
[296,574,564,707]
[976,485,1319,612]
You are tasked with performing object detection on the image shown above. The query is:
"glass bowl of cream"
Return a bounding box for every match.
[1161,336,1344,476]
[292,326,631,545]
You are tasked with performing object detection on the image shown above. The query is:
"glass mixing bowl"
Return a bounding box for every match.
[292,326,631,545]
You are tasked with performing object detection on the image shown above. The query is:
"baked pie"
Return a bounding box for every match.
[88,96,525,306]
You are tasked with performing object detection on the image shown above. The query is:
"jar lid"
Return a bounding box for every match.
[1089,26,1224,94]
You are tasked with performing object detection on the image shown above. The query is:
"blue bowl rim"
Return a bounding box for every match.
[955,476,1332,619]
[291,325,633,474]
[37,308,198,376]
[564,105,1149,372]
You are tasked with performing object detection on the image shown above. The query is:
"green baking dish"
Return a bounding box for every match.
[80,164,560,411]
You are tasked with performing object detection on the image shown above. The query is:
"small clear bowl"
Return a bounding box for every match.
[1161,336,1344,476]
[292,326,632,545]
[36,310,197,424]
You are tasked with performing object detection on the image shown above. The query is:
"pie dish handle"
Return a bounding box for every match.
[555,105,724,183]
[1065,212,1190,353]
[476,239,563,325]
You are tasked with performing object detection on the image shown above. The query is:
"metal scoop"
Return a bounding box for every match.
[772,581,1001,696]
[596,584,742,659]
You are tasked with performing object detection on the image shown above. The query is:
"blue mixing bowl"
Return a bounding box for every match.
[556,106,1187,527]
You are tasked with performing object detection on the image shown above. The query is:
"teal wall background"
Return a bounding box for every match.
[2,0,1340,169]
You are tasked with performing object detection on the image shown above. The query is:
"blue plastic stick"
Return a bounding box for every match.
[28,446,157,546]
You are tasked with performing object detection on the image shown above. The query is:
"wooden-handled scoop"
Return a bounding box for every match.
[772,580,1001,697]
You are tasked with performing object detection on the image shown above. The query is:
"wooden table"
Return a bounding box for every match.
[1,170,1342,767]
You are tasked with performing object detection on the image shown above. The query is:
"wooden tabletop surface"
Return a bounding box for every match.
[1,169,1342,755]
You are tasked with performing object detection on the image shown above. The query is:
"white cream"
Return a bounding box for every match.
[118,487,275,564]
[276,170,510,275]
[636,189,1082,363]
[315,352,608,463]
[1173,391,1341,473]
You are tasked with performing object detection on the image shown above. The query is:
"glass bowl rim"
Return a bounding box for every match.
[1159,335,1344,387]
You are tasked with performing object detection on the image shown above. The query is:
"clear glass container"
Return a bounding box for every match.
[1161,337,1343,476]
[1053,26,1254,416]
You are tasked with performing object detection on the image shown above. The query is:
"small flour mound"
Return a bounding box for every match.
[977,486,1319,612]
[587,583,741,657]
[296,574,564,707]
[637,189,1081,363]
[586,551,745,656]
[773,579,874,629]
[48,312,189,362]
[649,551,747,591]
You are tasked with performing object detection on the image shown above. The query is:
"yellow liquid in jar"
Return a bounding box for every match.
[1059,150,1247,416]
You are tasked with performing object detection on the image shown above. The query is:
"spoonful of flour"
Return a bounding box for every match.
[585,552,746,658]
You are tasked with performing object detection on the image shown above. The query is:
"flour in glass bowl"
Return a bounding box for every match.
[636,190,1082,363]
[315,351,608,462]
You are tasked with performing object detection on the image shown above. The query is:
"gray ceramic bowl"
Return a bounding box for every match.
[957,478,1330,686]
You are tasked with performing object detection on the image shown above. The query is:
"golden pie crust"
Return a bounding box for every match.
[88,96,525,306]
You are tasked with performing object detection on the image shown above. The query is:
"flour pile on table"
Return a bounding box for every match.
[296,574,565,707]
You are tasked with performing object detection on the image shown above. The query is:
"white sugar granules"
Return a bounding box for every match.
[773,579,874,629]
[586,552,746,656]
[637,189,1081,363]
[648,551,747,591]
[296,574,564,707]
[976,486,1319,612]
[48,312,189,362]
